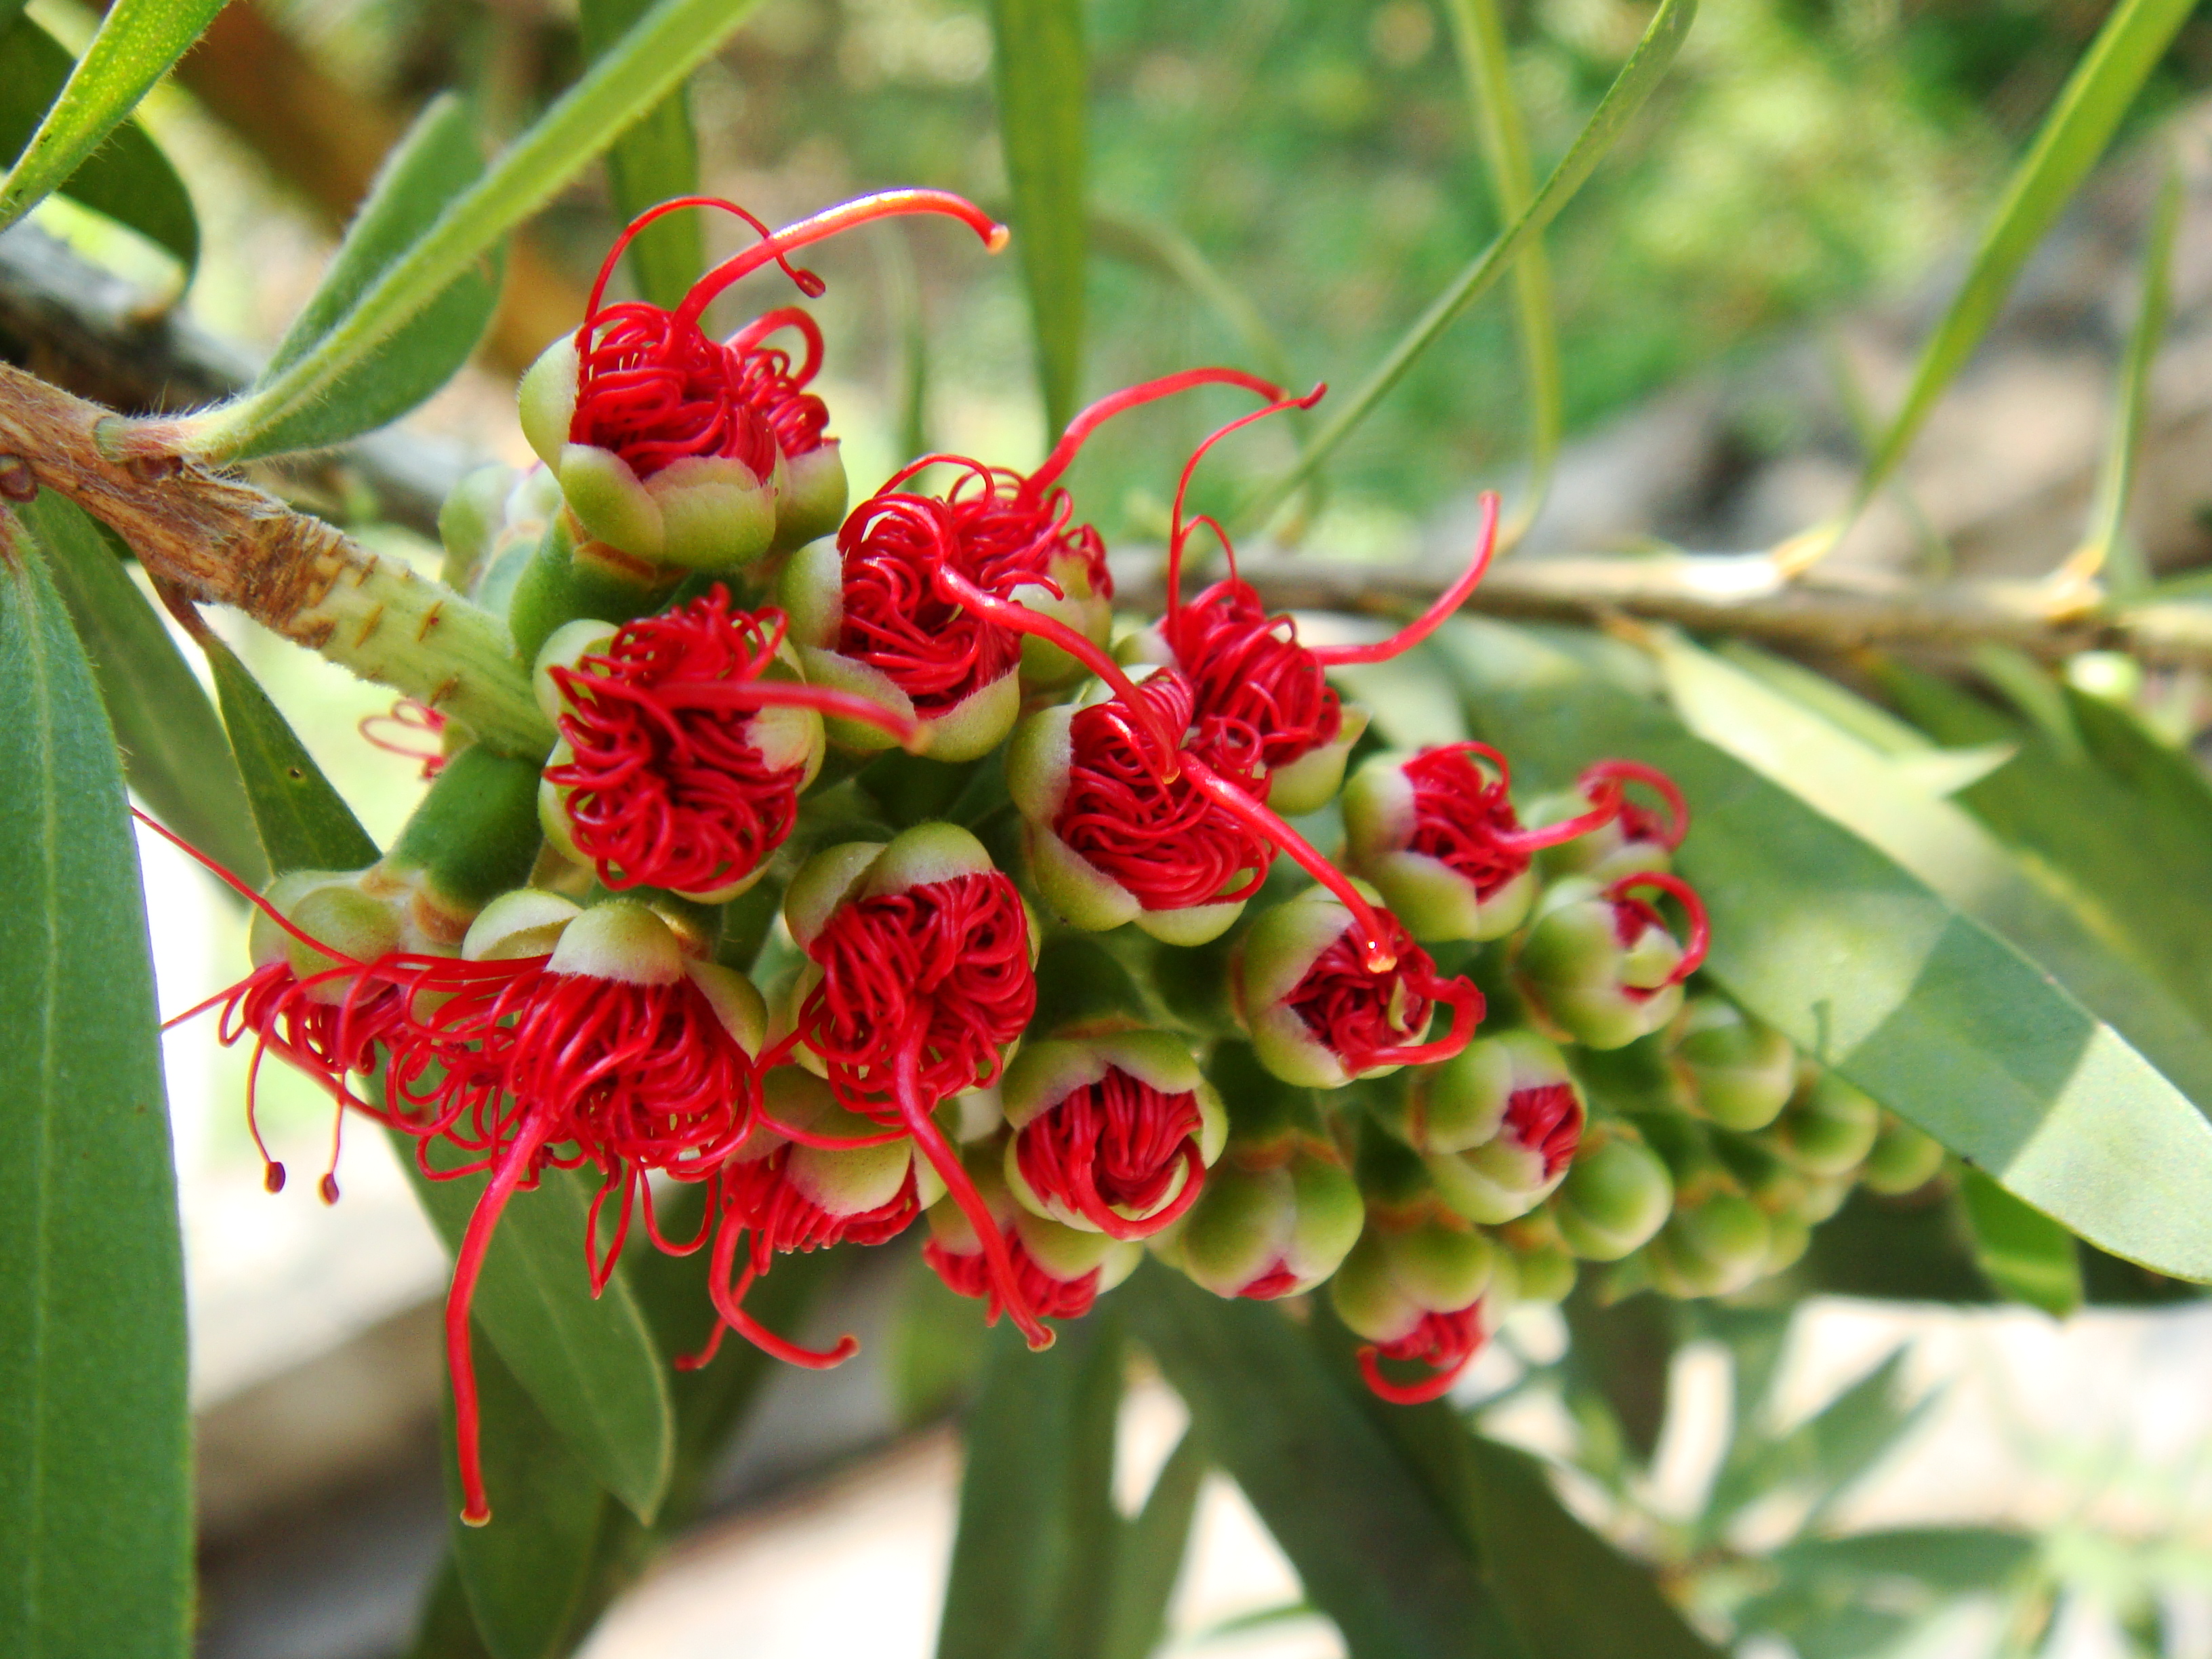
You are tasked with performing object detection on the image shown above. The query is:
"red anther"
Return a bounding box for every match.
[1505,1083,1585,1181]
[359,699,449,779]
[1284,914,1484,1073]
[1307,492,1500,667]
[923,1233,1105,1324]
[548,590,916,897]
[318,1174,341,1205]
[1581,760,1689,852]
[1356,1305,1486,1405]
[677,189,1007,325]
[1605,871,1711,989]
[263,1162,287,1194]
[1015,1068,1208,1242]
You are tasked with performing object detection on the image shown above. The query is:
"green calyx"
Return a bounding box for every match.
[382,745,548,938]
[1549,1124,1674,1261]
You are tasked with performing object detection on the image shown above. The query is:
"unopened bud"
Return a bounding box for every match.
[1381,1033,1585,1226]
[1673,995,1795,1132]
[1642,1193,1773,1299]
[1341,745,1538,943]
[1549,1125,1673,1261]
[1763,1071,1880,1178]
[1860,1113,1946,1196]
[1158,1143,1364,1300]
[1515,874,1704,1050]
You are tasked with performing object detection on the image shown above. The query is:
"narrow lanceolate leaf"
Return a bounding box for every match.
[2076,150,2182,597]
[1850,0,2195,515]
[0,0,224,240]
[1247,0,1695,525]
[1441,0,1560,546]
[1647,631,2212,1114]
[0,506,190,1657]
[939,1314,1124,1659]
[443,1341,607,1659]
[201,634,380,875]
[1958,1168,2084,1317]
[403,1144,676,1525]
[0,14,197,271]
[987,0,1088,438]
[234,96,502,460]
[1433,618,2212,1281]
[1126,1264,1526,1659]
[26,491,264,886]
[580,0,703,310]
[1100,1426,1206,1659]
[184,0,777,462]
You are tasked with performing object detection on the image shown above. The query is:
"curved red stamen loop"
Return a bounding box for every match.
[359,699,447,779]
[1582,760,1689,851]
[1361,972,1485,1069]
[1607,871,1710,986]
[749,1105,911,1151]
[1031,367,1286,494]
[678,1216,858,1371]
[725,305,825,384]
[585,197,822,334]
[584,1166,640,1295]
[639,1179,716,1257]
[679,189,1007,325]
[448,1114,556,1525]
[1178,752,1399,972]
[644,676,924,750]
[1165,384,1328,626]
[1309,492,1501,667]
[926,558,1183,773]
[1357,1342,1477,1406]
[894,1033,1052,1351]
[1071,1139,1206,1242]
[131,808,373,970]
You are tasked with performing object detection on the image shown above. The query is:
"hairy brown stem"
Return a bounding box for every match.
[0,362,553,758]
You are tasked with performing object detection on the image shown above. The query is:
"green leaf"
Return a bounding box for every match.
[938,1312,1124,1659]
[185,0,777,463]
[1126,1263,1525,1659]
[0,505,190,1657]
[1101,1427,1206,1659]
[401,1144,676,1526]
[0,14,197,271]
[1770,1525,2038,1592]
[1246,0,1695,527]
[234,95,502,460]
[1433,619,2212,1281]
[403,1559,497,1659]
[201,634,381,875]
[987,0,1088,438]
[1090,211,1292,392]
[0,0,222,243]
[25,491,264,886]
[1850,0,2195,515]
[1440,0,1559,546]
[1645,630,2212,1120]
[580,0,703,311]
[443,1340,608,1659]
[1959,1168,2084,1317]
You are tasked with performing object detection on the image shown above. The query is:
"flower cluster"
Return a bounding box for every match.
[182,189,1937,1525]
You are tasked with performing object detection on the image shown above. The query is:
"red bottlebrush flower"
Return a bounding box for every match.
[1237,889,1485,1088]
[538,588,918,901]
[784,826,1055,1346]
[1000,1031,1226,1240]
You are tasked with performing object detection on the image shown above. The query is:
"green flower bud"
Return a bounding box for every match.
[1341,747,1538,943]
[1516,874,1704,1051]
[1329,1218,1494,1345]
[1674,995,1796,1132]
[775,442,848,554]
[1643,1193,1772,1299]
[438,462,520,590]
[1385,1033,1587,1226]
[1549,1124,1674,1261]
[1009,545,1113,693]
[1158,1144,1364,1300]
[1860,1113,1946,1196]
[461,888,583,962]
[1267,704,1370,817]
[1765,1071,1880,1178]
[283,882,403,998]
[1494,1211,1580,1307]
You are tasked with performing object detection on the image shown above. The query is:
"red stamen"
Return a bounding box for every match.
[1284,914,1483,1073]
[677,189,1006,325]
[1357,1305,1486,1405]
[834,493,1023,718]
[1163,384,1328,628]
[1582,760,1689,852]
[922,1234,1104,1324]
[584,197,823,332]
[1400,743,1536,899]
[1605,872,1710,989]
[448,1114,556,1525]
[724,307,832,457]
[1015,1068,1208,1241]
[1238,1260,1304,1300]
[1030,366,1285,493]
[359,699,449,779]
[1162,581,1344,772]
[1505,1083,1585,1179]
[1309,492,1500,665]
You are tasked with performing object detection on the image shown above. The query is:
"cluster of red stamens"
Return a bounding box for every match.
[1015,1069,1208,1241]
[1284,916,1485,1074]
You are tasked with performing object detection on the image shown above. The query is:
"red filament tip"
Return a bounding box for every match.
[680,189,1006,324]
[1308,491,1500,666]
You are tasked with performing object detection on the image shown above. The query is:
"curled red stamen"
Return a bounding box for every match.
[1164,384,1328,627]
[923,1234,1104,1324]
[1605,871,1710,989]
[1015,1069,1208,1242]
[1582,760,1689,852]
[725,306,832,457]
[680,189,1006,324]
[1309,492,1500,666]
[359,699,449,779]
[1284,912,1482,1073]
[1357,1305,1486,1405]
[1031,366,1285,494]
[1399,743,1538,897]
[1164,581,1344,772]
[1508,1084,1586,1180]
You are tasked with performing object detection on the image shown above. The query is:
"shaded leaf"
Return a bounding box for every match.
[0,505,189,1657]
[987,0,1088,437]
[237,96,501,460]
[1851,0,2195,511]
[201,633,380,874]
[0,0,220,247]
[25,491,263,886]
[0,14,196,270]
[402,1559,497,1659]
[938,1312,1124,1659]
[192,0,779,462]
[580,0,702,310]
[1959,1167,2084,1318]
[1101,1427,1206,1659]
[1126,1263,1525,1659]
[1771,1525,2038,1591]
[1432,619,2212,1280]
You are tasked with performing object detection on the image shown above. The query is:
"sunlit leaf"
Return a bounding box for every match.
[0,504,189,1657]
[234,96,502,460]
[0,0,221,245]
[1433,618,2212,1280]
[0,14,196,271]
[987,0,1088,437]
[25,491,263,886]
